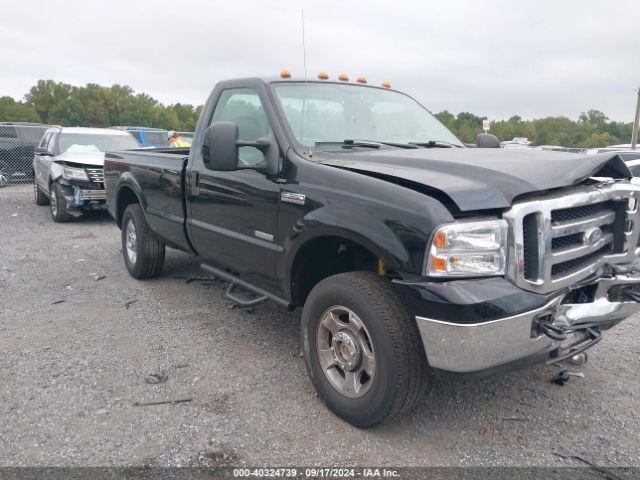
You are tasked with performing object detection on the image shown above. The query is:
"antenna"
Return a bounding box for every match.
[300,8,310,154]
[301,9,308,81]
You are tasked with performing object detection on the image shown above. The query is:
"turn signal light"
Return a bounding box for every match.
[318,71,329,80]
[433,230,447,249]
[431,256,447,272]
[338,73,349,81]
[356,76,367,84]
[280,70,292,78]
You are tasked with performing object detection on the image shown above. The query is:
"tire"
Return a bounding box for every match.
[121,203,165,279]
[50,182,73,222]
[301,271,430,428]
[34,179,49,206]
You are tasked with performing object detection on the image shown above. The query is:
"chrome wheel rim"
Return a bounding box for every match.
[316,305,376,399]
[125,219,137,265]
[50,188,58,215]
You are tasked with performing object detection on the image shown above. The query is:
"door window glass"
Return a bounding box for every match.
[40,132,52,148]
[211,89,270,167]
[46,133,57,153]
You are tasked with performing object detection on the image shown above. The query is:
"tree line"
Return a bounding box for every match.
[0,80,635,147]
[434,110,633,147]
[0,80,201,132]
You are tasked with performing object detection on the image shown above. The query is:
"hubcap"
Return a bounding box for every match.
[316,306,376,398]
[125,219,137,264]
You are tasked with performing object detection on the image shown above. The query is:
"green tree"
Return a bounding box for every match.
[0,96,40,122]
[24,80,73,123]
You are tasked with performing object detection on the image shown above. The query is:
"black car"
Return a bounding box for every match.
[0,122,49,183]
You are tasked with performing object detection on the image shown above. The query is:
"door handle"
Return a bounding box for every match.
[191,171,200,197]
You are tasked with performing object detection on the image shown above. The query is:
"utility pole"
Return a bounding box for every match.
[632,87,640,150]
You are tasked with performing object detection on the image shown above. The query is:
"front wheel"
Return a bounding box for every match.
[50,182,73,222]
[121,203,165,279]
[301,271,431,428]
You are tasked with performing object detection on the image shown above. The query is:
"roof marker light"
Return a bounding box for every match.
[318,71,329,80]
[381,81,391,88]
[356,76,367,84]
[280,70,292,78]
[338,73,349,82]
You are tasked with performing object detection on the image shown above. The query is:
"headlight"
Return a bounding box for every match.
[425,219,508,277]
[61,165,89,181]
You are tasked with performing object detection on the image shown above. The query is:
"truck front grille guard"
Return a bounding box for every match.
[503,182,640,294]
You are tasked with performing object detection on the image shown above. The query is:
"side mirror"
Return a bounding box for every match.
[476,133,501,148]
[34,146,52,156]
[202,121,279,175]
[202,122,240,171]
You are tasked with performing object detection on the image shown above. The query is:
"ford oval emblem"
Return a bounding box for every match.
[584,227,602,246]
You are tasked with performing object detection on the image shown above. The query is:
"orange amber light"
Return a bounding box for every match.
[381,81,391,88]
[280,70,292,78]
[356,76,367,84]
[431,256,447,271]
[338,73,349,81]
[318,71,329,80]
[433,230,447,249]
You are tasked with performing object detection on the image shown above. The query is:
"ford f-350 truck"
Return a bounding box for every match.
[105,74,640,427]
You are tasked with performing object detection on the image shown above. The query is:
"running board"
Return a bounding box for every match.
[200,263,292,309]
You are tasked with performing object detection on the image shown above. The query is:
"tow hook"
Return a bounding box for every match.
[538,321,602,365]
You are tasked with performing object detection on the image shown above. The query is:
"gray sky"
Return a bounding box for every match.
[2,0,639,121]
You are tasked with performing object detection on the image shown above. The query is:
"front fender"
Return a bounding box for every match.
[278,194,454,300]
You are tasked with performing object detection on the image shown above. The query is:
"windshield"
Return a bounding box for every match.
[59,133,140,153]
[273,82,463,148]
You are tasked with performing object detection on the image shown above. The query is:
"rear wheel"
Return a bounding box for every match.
[50,182,73,222]
[121,203,165,279]
[301,271,431,428]
[34,178,49,206]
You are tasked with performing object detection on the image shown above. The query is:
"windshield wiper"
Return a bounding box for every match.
[352,139,418,149]
[315,139,381,149]
[409,140,462,148]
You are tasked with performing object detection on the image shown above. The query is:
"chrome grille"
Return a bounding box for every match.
[86,168,104,184]
[504,182,640,294]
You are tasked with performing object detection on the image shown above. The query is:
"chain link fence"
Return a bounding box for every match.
[0,123,48,186]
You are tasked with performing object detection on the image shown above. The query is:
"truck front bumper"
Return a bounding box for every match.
[407,273,640,375]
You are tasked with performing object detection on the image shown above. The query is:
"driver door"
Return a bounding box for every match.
[187,87,282,292]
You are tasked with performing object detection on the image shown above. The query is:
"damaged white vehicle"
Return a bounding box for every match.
[33,127,139,222]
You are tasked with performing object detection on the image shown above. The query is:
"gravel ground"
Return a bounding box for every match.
[1,184,640,468]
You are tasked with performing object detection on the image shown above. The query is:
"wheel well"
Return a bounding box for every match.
[290,236,388,307]
[116,186,140,228]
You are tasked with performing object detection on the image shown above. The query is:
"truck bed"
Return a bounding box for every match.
[105,148,191,251]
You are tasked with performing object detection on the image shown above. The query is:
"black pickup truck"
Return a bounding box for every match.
[105,75,640,427]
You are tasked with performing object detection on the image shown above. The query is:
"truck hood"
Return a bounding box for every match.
[318,148,631,211]
[54,151,105,167]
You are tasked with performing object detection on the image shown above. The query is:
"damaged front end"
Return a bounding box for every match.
[405,177,640,376]
[51,162,106,217]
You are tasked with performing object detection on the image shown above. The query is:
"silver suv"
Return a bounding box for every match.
[33,127,139,222]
